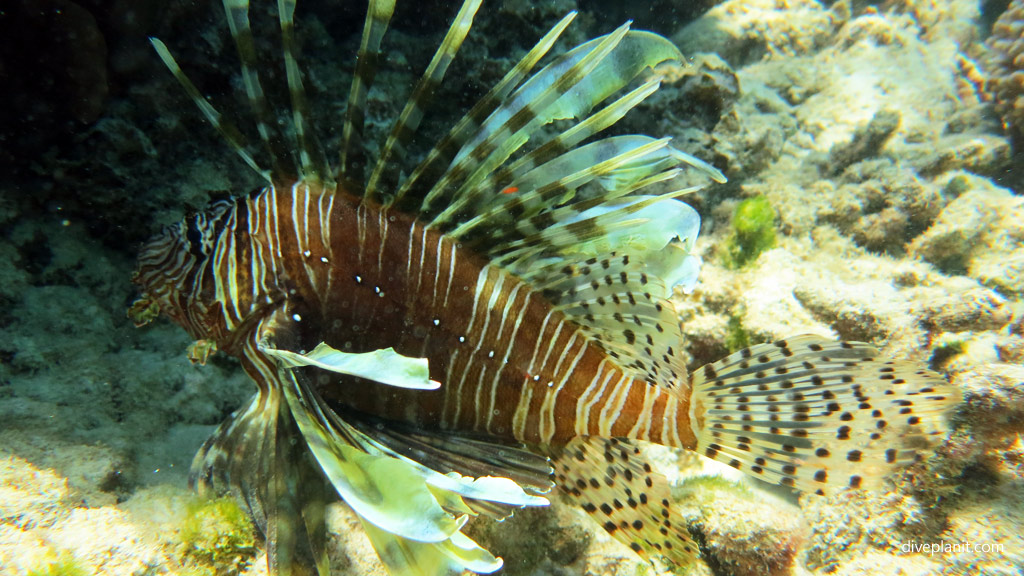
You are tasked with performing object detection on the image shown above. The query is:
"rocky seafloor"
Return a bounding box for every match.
[1,0,1022,575]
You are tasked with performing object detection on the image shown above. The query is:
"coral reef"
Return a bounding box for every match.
[985,0,1024,144]
[675,475,805,576]
[909,172,1024,295]
[673,0,840,67]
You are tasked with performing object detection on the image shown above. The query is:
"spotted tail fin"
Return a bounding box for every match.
[689,335,959,495]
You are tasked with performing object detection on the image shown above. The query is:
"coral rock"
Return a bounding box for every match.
[675,476,805,576]
[985,0,1024,144]
[909,173,1024,295]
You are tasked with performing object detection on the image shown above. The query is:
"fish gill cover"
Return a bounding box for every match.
[0,1,1022,576]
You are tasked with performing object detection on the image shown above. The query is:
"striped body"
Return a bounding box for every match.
[137,181,696,449]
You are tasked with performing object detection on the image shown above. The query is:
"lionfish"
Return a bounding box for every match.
[130,1,958,575]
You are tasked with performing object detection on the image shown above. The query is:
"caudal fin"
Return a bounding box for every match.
[689,335,958,496]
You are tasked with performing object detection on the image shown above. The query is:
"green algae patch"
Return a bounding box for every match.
[720,196,777,269]
[929,337,966,371]
[724,315,751,353]
[179,496,257,576]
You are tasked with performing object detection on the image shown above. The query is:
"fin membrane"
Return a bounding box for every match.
[690,335,958,496]
[522,250,693,391]
[191,388,330,576]
[549,437,700,571]
[342,408,554,519]
[278,366,547,575]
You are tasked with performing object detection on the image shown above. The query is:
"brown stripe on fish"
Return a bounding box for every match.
[278,196,697,449]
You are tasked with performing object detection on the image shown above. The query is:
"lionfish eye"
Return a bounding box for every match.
[185,217,207,258]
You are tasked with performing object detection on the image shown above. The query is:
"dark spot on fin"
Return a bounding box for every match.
[688,335,959,496]
[546,438,700,571]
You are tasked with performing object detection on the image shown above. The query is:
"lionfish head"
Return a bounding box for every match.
[129,199,236,338]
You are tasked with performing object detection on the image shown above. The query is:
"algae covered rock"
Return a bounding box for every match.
[673,0,841,67]
[674,475,804,576]
[957,363,1024,444]
[179,497,257,575]
[909,173,1024,296]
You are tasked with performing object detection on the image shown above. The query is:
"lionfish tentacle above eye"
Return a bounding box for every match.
[340,0,397,181]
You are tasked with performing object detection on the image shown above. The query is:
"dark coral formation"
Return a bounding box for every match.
[986,0,1024,144]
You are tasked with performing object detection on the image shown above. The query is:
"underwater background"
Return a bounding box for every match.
[0,0,1022,574]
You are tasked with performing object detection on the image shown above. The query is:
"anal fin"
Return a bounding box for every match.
[548,437,701,571]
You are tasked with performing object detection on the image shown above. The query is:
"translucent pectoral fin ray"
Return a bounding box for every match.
[262,341,440,390]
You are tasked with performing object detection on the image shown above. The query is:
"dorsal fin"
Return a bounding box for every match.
[424,77,663,227]
[151,0,331,186]
[221,0,296,179]
[340,0,396,182]
[387,12,578,213]
[150,38,272,184]
[528,251,692,389]
[418,24,633,217]
[378,27,722,385]
[278,0,330,184]
[364,0,484,202]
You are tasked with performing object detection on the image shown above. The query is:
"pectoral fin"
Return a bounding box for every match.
[263,341,440,390]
